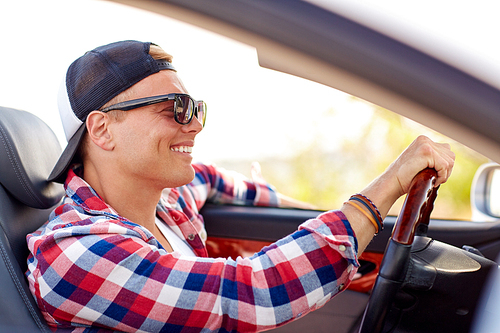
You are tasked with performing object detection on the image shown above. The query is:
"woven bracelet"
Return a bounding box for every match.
[345,200,380,233]
[349,194,384,233]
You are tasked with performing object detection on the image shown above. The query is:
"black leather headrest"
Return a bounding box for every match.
[0,106,64,209]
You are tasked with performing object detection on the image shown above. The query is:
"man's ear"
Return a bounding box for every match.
[86,111,115,151]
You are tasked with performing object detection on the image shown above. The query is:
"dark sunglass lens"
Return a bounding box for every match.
[196,101,207,126]
[174,96,189,124]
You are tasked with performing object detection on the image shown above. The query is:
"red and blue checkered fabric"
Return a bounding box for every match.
[26,163,359,332]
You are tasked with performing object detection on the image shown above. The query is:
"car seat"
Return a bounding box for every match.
[0,106,65,332]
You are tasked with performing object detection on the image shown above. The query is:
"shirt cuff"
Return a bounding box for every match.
[299,210,360,270]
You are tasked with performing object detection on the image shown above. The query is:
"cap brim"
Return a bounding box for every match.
[48,124,86,183]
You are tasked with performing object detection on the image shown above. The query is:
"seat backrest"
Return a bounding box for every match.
[0,106,65,332]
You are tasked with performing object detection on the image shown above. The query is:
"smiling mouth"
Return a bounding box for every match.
[170,146,193,153]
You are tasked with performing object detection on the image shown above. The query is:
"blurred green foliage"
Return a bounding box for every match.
[256,101,489,220]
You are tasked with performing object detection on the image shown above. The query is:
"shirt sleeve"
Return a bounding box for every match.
[189,163,280,209]
[27,210,359,333]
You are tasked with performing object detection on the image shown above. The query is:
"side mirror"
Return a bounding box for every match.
[471,163,500,221]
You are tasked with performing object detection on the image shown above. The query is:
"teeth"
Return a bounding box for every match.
[171,146,193,153]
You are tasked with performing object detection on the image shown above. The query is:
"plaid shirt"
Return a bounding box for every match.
[26,163,359,333]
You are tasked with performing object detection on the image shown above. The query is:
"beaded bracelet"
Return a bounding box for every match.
[349,194,384,234]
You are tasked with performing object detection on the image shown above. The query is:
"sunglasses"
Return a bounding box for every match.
[100,93,206,127]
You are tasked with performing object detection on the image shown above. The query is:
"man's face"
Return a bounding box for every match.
[108,70,204,190]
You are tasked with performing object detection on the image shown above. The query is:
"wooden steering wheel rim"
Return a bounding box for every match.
[358,168,438,333]
[392,168,438,244]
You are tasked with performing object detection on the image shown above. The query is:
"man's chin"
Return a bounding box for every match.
[167,166,196,188]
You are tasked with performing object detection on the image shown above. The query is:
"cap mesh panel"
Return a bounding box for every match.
[66,41,158,122]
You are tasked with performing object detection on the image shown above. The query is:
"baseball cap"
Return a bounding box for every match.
[48,40,176,183]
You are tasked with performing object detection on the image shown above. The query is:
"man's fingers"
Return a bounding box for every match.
[432,142,455,186]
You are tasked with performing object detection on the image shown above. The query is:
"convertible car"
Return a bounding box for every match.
[1,0,500,332]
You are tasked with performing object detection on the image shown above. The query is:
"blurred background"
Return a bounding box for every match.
[0,0,489,219]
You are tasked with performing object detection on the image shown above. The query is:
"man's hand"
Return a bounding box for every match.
[343,135,455,254]
[389,135,455,196]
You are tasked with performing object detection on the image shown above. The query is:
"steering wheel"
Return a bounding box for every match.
[358,168,439,333]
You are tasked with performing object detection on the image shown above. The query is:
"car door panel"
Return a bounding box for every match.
[202,204,500,260]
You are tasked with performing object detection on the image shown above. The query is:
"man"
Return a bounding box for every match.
[27,40,454,332]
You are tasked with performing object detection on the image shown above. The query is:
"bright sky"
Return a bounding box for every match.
[0,0,373,165]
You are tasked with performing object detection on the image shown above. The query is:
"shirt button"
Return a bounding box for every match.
[339,284,345,290]
[339,245,346,252]
[187,234,195,241]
